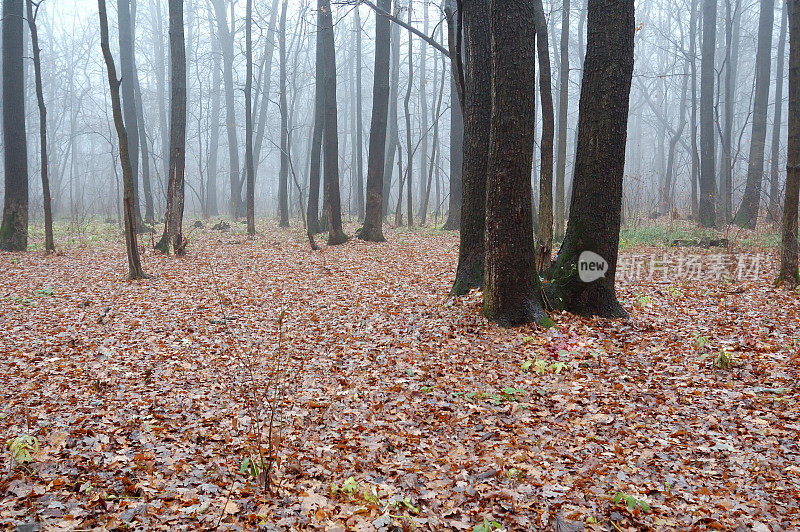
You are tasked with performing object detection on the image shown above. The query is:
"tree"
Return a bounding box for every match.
[155,0,187,255]
[403,3,414,227]
[780,0,800,285]
[483,0,547,326]
[354,7,365,221]
[382,2,402,218]
[358,0,392,242]
[548,0,635,318]
[769,0,789,221]
[0,0,28,251]
[720,0,741,222]
[451,0,491,295]
[27,0,54,252]
[699,0,717,226]
[534,0,555,271]
[306,1,324,232]
[734,0,775,228]
[211,0,243,218]
[442,75,463,230]
[554,0,570,238]
[98,0,146,278]
[319,0,347,244]
[245,0,255,234]
[279,0,290,229]
[117,0,142,227]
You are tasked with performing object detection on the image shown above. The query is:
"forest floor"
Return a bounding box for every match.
[1,220,799,531]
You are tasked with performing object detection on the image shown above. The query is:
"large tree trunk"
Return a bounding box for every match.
[211,0,243,218]
[319,0,347,244]
[26,0,54,252]
[769,0,789,222]
[1,0,28,251]
[451,0,491,295]
[554,0,570,239]
[98,0,146,278]
[483,0,546,327]
[534,0,555,272]
[699,0,717,226]
[359,0,392,242]
[443,75,464,230]
[780,0,800,285]
[734,0,775,228]
[548,0,635,318]
[117,0,142,227]
[245,0,256,234]
[155,0,187,255]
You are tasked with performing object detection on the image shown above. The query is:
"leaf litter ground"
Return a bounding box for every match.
[1,223,798,531]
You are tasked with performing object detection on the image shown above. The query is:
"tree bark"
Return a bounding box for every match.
[451,0,491,295]
[355,6,365,221]
[26,0,53,252]
[207,33,221,216]
[534,0,555,272]
[403,3,414,227]
[780,0,800,285]
[548,0,635,318]
[98,0,146,278]
[359,0,392,242]
[483,0,546,327]
[383,2,402,218]
[699,0,717,226]
[155,0,187,255]
[306,2,324,232]
[734,0,775,228]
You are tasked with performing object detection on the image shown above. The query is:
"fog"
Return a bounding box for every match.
[0,0,791,226]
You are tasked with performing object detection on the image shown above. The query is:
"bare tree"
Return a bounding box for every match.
[27,0,54,252]
[358,0,392,242]
[155,0,187,255]
[534,0,555,271]
[699,0,717,226]
[245,0,255,234]
[769,0,789,221]
[734,0,775,228]
[554,0,570,238]
[98,0,146,278]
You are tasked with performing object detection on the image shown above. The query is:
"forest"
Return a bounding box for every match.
[1,0,799,529]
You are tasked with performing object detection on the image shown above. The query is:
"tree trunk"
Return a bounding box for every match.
[383,3,402,218]
[155,0,187,255]
[117,0,142,227]
[443,74,464,230]
[699,0,717,226]
[277,0,290,229]
[734,0,775,228]
[554,0,570,239]
[534,0,555,272]
[207,34,221,216]
[253,0,281,185]
[720,0,740,223]
[318,0,347,244]
[548,0,635,318]
[404,3,414,227]
[483,0,546,327]
[306,3,324,232]
[245,0,256,234]
[417,0,429,225]
[26,0,53,252]
[780,0,800,285]
[98,0,146,278]
[689,0,700,218]
[151,0,169,209]
[355,6,365,221]
[451,0,491,295]
[770,0,789,222]
[359,0,392,242]
[212,0,243,218]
